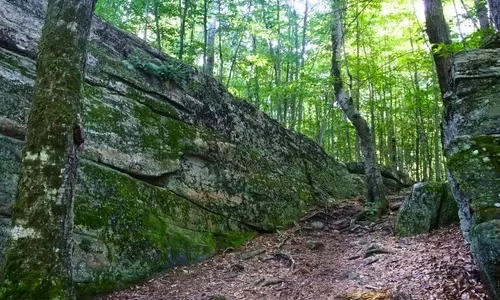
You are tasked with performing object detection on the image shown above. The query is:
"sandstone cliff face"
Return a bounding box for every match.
[444,49,500,299]
[0,0,365,294]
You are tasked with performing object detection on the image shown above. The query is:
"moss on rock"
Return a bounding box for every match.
[72,160,251,295]
[395,182,459,236]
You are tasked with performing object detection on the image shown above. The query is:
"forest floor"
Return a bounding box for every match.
[97,190,489,300]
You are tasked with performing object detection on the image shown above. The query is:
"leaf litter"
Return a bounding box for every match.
[96,190,489,300]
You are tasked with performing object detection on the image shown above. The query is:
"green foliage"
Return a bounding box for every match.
[363,201,378,218]
[93,0,486,181]
[131,57,188,82]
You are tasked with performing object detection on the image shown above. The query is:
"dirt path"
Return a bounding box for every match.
[97,191,489,300]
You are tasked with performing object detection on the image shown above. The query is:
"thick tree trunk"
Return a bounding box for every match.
[488,0,500,30]
[330,0,387,216]
[0,0,95,298]
[424,0,452,96]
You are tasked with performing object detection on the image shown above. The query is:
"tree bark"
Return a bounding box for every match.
[296,0,308,132]
[475,0,490,29]
[203,0,208,72]
[154,0,162,50]
[206,20,216,76]
[488,0,500,30]
[144,0,149,40]
[330,0,387,216]
[0,0,95,298]
[179,0,189,60]
[423,0,452,96]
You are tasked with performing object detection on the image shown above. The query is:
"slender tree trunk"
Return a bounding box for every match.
[203,0,208,71]
[452,0,466,43]
[290,5,299,130]
[424,0,452,96]
[433,83,443,181]
[179,0,189,60]
[251,34,260,108]
[275,0,282,123]
[226,35,243,87]
[154,0,162,50]
[144,0,149,40]
[206,20,216,76]
[0,0,96,298]
[296,0,308,132]
[217,0,223,82]
[354,0,362,161]
[331,0,387,216]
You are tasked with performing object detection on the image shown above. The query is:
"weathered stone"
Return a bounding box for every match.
[444,49,500,299]
[0,0,365,295]
[395,182,459,236]
[311,221,325,229]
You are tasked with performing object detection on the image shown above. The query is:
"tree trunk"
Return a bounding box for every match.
[475,0,491,29]
[330,0,387,216]
[424,0,452,96]
[217,0,223,82]
[226,35,243,87]
[206,20,216,76]
[154,0,162,51]
[488,0,500,30]
[144,0,149,40]
[452,0,466,43]
[0,0,95,298]
[296,0,308,132]
[179,0,189,60]
[433,83,443,181]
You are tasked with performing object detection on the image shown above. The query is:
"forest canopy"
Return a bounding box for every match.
[95,0,484,182]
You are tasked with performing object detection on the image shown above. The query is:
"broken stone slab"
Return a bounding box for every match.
[395,182,459,236]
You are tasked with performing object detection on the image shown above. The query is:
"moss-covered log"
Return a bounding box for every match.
[0,0,95,299]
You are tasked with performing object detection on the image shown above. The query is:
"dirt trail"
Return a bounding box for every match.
[97,191,489,300]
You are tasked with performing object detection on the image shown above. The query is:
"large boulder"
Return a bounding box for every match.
[444,49,500,299]
[0,0,364,295]
[395,182,459,236]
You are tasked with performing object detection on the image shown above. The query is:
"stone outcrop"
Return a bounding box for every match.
[0,0,364,295]
[443,49,500,299]
[395,182,459,236]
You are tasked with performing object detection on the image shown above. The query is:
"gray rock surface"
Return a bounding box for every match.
[395,182,459,236]
[0,0,364,295]
[444,49,500,299]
